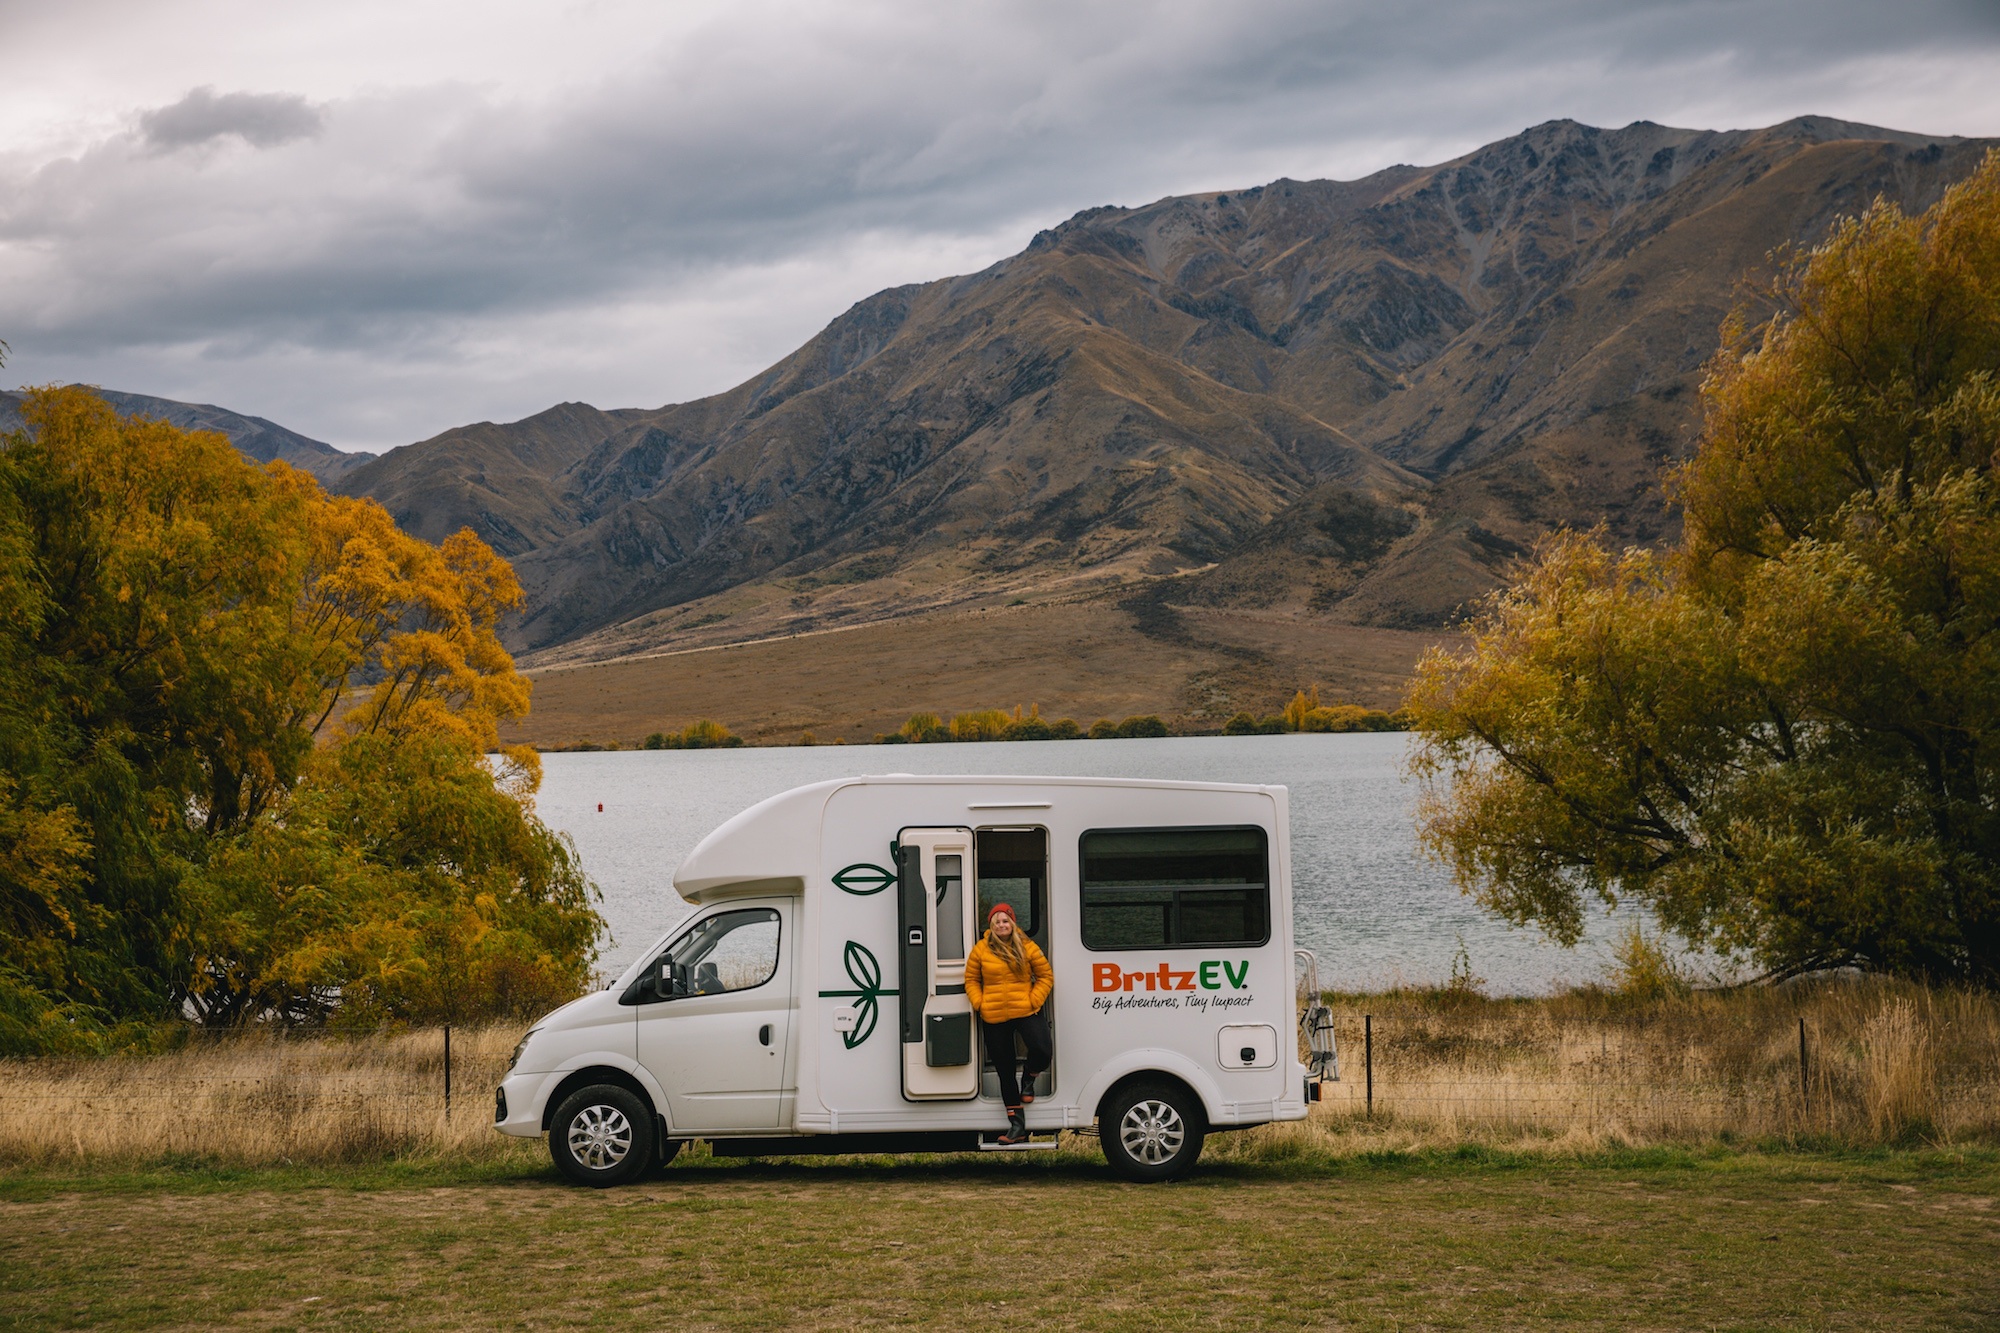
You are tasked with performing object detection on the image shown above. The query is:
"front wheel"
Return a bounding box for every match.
[549,1085,656,1187]
[1100,1080,1206,1182]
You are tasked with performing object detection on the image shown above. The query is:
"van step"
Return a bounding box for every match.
[977,1136,1060,1152]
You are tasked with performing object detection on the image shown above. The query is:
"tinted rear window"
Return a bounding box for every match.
[1079,826,1269,950]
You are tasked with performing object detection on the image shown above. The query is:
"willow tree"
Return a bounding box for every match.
[0,387,597,1048]
[1409,152,2000,984]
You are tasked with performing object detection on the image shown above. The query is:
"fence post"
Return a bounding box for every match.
[445,1023,453,1120]
[1797,1017,1808,1109]
[1364,1014,1374,1118]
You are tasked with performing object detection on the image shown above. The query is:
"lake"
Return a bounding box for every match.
[535,732,1646,995]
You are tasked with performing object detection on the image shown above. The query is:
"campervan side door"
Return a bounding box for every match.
[897,828,979,1099]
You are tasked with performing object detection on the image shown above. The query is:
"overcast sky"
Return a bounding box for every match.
[3,0,1997,452]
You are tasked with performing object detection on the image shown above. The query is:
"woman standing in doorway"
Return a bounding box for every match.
[966,903,1054,1145]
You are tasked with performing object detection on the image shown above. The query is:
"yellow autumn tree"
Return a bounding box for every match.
[0,386,596,1044]
[1409,152,2000,983]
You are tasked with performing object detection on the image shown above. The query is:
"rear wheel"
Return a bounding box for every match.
[550,1085,655,1188]
[1100,1079,1205,1182]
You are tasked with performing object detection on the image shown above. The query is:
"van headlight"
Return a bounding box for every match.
[509,1029,540,1072]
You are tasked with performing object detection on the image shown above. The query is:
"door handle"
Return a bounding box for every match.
[759,1024,772,1047]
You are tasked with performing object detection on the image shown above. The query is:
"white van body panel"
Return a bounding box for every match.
[498,774,1309,1144]
[497,1056,670,1136]
[672,782,829,900]
[507,989,632,1075]
[1066,1047,1231,1127]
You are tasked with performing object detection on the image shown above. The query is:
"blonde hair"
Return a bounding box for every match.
[986,918,1030,978]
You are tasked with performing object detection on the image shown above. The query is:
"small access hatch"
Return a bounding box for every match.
[1218,1023,1278,1070]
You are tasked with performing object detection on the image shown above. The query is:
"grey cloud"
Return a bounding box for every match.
[139,86,324,150]
[5,0,1999,447]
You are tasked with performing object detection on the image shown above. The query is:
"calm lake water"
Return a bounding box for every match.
[536,733,1645,996]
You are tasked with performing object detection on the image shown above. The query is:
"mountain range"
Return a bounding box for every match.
[15,117,1995,696]
[333,115,1996,667]
[0,388,372,482]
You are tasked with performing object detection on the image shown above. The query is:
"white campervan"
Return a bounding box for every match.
[495,774,1330,1184]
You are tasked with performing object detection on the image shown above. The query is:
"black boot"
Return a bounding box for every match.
[998,1106,1028,1145]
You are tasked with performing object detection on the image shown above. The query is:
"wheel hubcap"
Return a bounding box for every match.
[1119,1098,1186,1165]
[567,1104,633,1169]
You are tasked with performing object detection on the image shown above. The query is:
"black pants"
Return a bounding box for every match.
[981,1013,1051,1109]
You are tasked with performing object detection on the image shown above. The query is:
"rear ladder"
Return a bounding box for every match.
[1296,948,1339,1094]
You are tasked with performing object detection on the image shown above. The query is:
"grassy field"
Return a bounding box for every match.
[1315,977,2000,1147]
[4,977,1989,1169]
[3,1148,1998,1329]
[4,980,1997,1327]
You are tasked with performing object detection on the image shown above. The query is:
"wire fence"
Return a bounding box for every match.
[1303,988,2000,1142]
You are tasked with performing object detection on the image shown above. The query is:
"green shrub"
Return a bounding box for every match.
[949,709,1013,742]
[643,719,744,749]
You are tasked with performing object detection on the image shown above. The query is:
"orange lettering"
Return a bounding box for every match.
[1093,963,1124,992]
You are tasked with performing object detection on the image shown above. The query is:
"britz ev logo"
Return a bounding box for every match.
[1092,960,1250,993]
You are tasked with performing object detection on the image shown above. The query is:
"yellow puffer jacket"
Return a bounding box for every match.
[964,933,1053,1022]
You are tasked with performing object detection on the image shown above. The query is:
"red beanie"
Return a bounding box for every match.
[987,902,1015,924]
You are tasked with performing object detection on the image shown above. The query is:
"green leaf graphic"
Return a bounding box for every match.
[832,862,896,896]
[817,940,894,1048]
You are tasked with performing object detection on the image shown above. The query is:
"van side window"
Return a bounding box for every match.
[626,908,780,1004]
[1079,827,1269,950]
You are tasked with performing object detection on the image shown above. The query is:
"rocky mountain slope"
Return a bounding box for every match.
[0,388,372,482]
[345,115,1987,663]
[36,118,1983,670]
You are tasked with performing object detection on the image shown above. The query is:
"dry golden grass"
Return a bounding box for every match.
[2,977,1994,1169]
[0,1024,533,1167]
[1206,974,2000,1165]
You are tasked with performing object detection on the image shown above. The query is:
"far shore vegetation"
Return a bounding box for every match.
[640,718,746,750]
[551,689,1406,751]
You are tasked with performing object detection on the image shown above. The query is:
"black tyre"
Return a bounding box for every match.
[549,1084,656,1188]
[1100,1079,1206,1182]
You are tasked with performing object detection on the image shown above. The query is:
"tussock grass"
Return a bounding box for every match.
[1208,974,2000,1166]
[1,977,1994,1170]
[0,1024,533,1166]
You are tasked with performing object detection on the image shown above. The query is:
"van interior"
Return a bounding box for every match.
[975,827,1052,1102]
